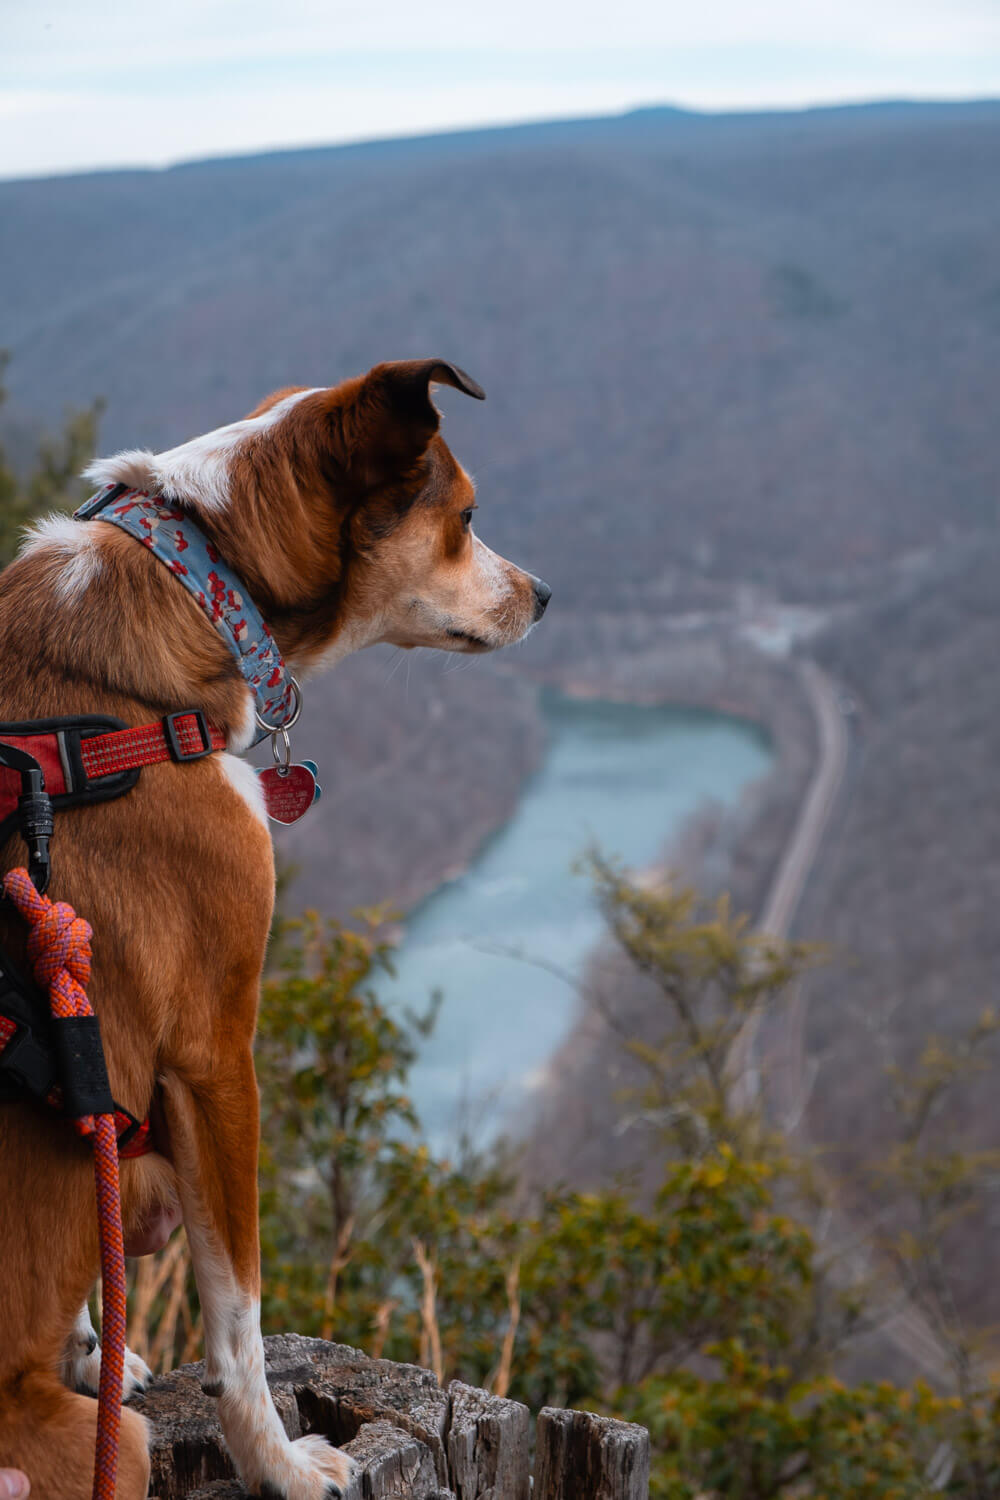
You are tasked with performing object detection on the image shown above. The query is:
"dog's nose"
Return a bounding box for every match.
[532,577,552,620]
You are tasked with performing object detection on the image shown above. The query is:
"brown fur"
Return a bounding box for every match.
[0,360,546,1497]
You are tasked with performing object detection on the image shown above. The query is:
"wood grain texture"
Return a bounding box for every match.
[446,1381,531,1500]
[534,1406,650,1500]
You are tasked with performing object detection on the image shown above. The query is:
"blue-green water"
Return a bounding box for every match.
[380,694,772,1146]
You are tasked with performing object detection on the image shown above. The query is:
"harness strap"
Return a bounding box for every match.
[79,710,226,777]
[0,711,227,837]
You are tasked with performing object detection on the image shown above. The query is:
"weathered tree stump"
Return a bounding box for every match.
[445,1381,530,1500]
[134,1334,648,1499]
[534,1406,650,1500]
[134,1334,449,1498]
[338,1419,440,1497]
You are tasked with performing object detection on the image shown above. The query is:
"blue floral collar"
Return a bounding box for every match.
[74,483,297,745]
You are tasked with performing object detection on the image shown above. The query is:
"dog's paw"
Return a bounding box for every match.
[122,1346,154,1398]
[252,1434,357,1500]
[63,1337,152,1400]
[62,1324,102,1396]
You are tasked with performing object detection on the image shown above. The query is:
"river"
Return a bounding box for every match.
[379,692,772,1147]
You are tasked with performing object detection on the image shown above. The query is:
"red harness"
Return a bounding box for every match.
[0,710,225,831]
[0,709,225,1158]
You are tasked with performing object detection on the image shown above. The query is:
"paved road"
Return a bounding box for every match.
[758,659,849,942]
[729,658,849,1109]
[732,660,949,1380]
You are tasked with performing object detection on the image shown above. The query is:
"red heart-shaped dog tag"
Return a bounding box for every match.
[257,763,318,824]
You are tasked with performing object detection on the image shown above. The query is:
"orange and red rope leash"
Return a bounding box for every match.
[3,867,125,1500]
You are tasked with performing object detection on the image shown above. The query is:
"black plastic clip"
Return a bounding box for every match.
[0,742,53,893]
[163,710,213,763]
[73,482,129,522]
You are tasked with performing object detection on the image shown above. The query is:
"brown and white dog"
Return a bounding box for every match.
[0,361,549,1498]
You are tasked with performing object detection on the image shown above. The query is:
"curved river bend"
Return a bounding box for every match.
[379,692,772,1146]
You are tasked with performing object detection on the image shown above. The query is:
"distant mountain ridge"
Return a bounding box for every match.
[7,97,997,184]
[3,97,1000,612]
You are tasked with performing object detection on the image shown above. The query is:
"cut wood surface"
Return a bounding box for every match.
[446,1380,531,1500]
[136,1333,648,1499]
[534,1405,651,1500]
[338,1418,439,1497]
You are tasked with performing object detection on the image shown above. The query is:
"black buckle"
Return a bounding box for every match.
[73,482,129,522]
[163,710,213,763]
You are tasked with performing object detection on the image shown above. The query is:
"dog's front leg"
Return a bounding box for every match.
[162,1054,355,1500]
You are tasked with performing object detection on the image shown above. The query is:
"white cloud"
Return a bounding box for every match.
[2,0,998,178]
[6,0,999,67]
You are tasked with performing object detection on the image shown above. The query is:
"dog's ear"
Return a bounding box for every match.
[338,359,485,486]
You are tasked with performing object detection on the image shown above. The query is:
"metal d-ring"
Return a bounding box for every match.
[255,676,302,778]
[254,676,302,737]
[270,726,292,774]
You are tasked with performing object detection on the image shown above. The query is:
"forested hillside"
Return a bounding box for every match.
[3,100,1000,606]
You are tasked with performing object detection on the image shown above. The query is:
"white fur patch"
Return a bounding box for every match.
[309,616,376,674]
[228,692,257,756]
[472,532,514,602]
[218,752,268,829]
[20,513,104,602]
[83,388,323,515]
[183,1214,289,1475]
[186,1213,354,1497]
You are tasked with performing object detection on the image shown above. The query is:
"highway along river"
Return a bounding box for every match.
[379,691,772,1147]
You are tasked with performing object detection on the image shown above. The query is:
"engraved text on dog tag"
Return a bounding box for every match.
[256,763,321,825]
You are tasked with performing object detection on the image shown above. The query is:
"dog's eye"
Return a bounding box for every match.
[460,508,475,531]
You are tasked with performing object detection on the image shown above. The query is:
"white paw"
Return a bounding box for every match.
[246,1433,357,1500]
[122,1346,154,1398]
[63,1336,152,1400]
[62,1321,102,1396]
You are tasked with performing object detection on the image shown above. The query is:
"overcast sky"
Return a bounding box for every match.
[3,0,998,180]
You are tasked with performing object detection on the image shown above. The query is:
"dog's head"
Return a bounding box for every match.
[88,360,549,670]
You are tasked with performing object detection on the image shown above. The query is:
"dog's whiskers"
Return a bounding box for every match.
[384,649,407,685]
